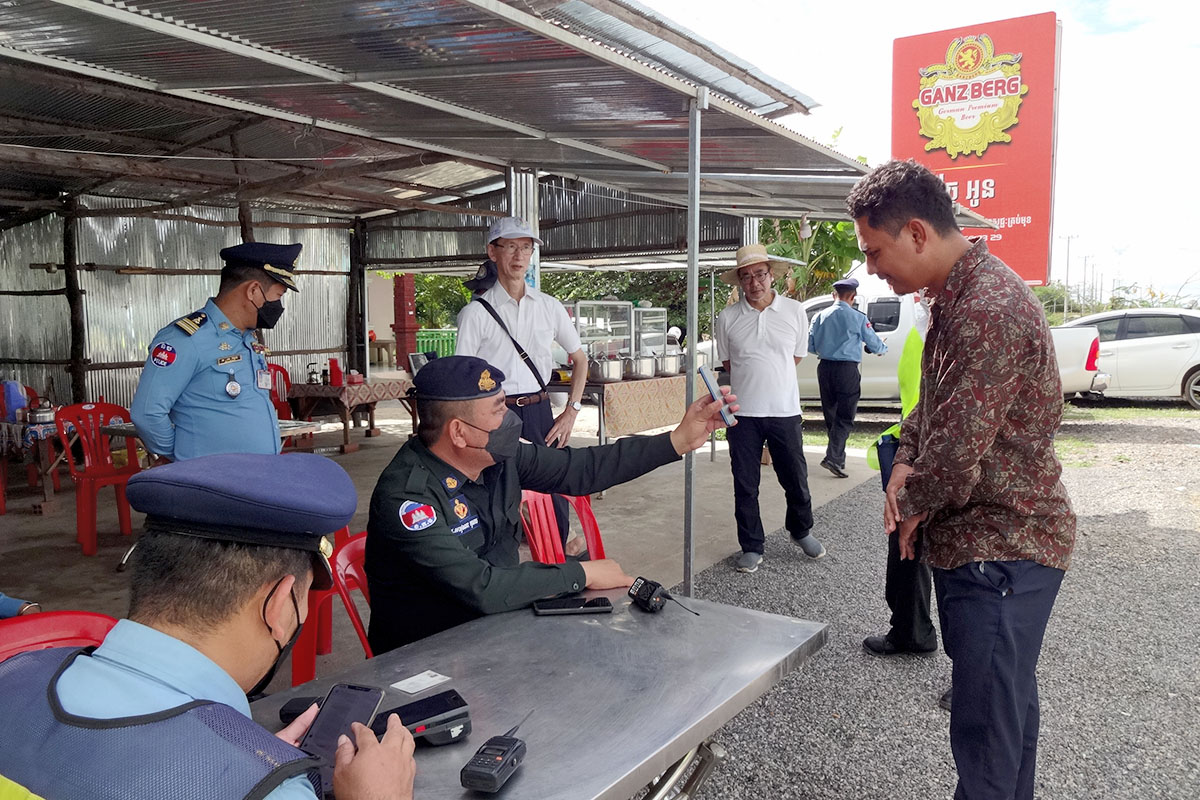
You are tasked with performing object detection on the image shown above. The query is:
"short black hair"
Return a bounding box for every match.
[218,263,277,296]
[416,398,475,447]
[845,159,960,237]
[836,287,857,300]
[129,532,311,632]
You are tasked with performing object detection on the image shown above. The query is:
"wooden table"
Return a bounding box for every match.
[252,588,826,800]
[288,379,414,453]
[0,420,67,514]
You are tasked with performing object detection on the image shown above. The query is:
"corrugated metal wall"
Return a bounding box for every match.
[1,197,351,407]
[0,214,68,403]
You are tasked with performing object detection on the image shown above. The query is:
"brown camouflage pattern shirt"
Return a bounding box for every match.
[895,238,1076,571]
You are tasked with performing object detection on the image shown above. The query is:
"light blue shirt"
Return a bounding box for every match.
[808,300,887,363]
[131,298,281,461]
[57,619,315,800]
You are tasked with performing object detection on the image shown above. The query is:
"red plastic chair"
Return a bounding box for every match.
[519,491,606,564]
[0,610,118,663]
[332,533,372,659]
[292,526,352,686]
[55,402,141,556]
[268,364,293,421]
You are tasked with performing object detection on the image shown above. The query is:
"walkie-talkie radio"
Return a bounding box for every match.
[629,577,700,616]
[460,711,532,793]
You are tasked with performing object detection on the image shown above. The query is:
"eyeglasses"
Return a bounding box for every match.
[738,270,772,285]
[495,241,535,255]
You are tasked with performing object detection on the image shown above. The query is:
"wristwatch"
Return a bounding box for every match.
[570,401,583,412]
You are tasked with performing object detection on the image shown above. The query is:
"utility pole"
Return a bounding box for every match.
[1058,234,1077,319]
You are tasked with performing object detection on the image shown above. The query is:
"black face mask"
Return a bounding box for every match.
[253,285,286,330]
[461,410,523,463]
[246,579,302,701]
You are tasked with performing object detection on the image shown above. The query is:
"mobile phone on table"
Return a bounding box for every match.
[697,363,736,426]
[532,596,614,615]
[299,683,385,795]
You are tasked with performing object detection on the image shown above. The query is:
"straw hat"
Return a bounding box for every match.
[719,243,791,286]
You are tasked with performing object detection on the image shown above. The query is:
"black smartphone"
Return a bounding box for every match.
[371,688,470,738]
[532,596,614,615]
[299,683,385,795]
[697,363,736,426]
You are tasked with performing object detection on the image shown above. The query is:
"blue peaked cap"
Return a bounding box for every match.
[219,242,302,291]
[413,355,505,401]
[126,453,356,588]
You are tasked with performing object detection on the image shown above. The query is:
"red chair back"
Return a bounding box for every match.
[268,364,293,421]
[0,610,118,662]
[519,490,567,564]
[332,532,372,658]
[54,402,140,482]
[520,491,607,564]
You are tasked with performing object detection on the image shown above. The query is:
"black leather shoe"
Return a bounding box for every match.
[862,635,937,657]
[938,687,952,711]
[820,459,849,478]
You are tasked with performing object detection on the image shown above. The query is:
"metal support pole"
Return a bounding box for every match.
[709,267,717,463]
[683,88,707,598]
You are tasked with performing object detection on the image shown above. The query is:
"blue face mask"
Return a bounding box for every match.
[460,410,523,463]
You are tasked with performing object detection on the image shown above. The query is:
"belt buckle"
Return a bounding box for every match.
[515,395,530,407]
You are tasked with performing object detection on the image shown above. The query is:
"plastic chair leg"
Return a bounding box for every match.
[77,482,98,556]
[316,592,334,655]
[115,482,133,536]
[291,612,319,686]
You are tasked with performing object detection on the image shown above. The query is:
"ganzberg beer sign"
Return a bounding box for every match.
[893,13,1060,284]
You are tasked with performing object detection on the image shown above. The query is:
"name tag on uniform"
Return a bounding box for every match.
[216,354,242,366]
[257,370,273,390]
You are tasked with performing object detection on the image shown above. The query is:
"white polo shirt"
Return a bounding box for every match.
[456,282,583,395]
[715,292,808,417]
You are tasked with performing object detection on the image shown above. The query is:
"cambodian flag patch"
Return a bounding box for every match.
[151,342,177,367]
[399,500,437,531]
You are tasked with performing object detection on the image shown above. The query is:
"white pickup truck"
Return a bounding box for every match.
[704,290,1109,401]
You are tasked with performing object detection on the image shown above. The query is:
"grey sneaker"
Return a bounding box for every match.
[735,551,764,573]
[791,532,826,559]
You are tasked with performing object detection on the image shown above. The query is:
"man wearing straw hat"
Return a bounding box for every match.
[715,244,824,574]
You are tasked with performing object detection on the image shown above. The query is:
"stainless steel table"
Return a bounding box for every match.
[252,588,826,800]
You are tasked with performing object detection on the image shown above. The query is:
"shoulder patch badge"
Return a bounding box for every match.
[173,311,208,336]
[150,341,177,368]
[399,500,438,531]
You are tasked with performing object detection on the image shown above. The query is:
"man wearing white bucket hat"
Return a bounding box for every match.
[715,243,824,573]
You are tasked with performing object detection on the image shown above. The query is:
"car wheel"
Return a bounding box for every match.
[1185,367,1200,410]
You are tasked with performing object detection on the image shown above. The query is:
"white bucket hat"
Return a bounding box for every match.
[719,243,790,286]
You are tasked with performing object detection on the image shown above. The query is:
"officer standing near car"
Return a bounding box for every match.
[364,355,736,654]
[807,277,887,478]
[131,242,301,461]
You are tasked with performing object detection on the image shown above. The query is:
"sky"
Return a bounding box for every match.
[638,0,1200,303]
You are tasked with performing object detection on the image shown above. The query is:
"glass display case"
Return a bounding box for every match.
[574,300,633,361]
[633,307,669,357]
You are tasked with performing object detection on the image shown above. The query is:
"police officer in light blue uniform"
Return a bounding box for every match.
[808,277,888,478]
[0,452,416,800]
[131,242,301,461]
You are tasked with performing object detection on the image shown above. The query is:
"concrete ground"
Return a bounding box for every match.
[0,398,878,688]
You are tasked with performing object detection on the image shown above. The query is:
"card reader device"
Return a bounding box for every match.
[371,688,471,746]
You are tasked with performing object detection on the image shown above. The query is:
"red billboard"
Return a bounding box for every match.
[892,12,1061,284]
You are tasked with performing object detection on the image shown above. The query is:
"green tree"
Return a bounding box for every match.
[758,216,863,301]
[394,272,471,328]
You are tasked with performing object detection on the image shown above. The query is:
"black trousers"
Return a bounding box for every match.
[816,359,861,469]
[877,435,936,649]
[510,396,570,547]
[727,415,813,554]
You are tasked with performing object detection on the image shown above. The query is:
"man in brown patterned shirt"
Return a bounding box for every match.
[847,159,1075,800]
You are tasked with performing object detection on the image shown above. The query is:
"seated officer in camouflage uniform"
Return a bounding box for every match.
[0,453,416,800]
[365,355,738,653]
[131,241,302,461]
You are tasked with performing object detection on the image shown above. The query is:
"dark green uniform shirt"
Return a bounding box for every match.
[365,432,681,654]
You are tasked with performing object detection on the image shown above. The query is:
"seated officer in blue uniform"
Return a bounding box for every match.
[131,242,302,461]
[365,355,738,654]
[0,453,416,800]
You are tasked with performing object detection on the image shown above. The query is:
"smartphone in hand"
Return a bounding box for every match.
[299,683,385,795]
[697,363,736,426]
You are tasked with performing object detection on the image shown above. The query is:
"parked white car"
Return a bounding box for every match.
[1061,308,1200,409]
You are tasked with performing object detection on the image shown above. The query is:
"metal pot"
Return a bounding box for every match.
[29,402,56,423]
[588,359,624,383]
[623,356,656,380]
[655,354,682,376]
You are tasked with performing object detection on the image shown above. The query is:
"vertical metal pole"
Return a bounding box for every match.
[1062,235,1071,319]
[683,88,706,598]
[709,267,717,462]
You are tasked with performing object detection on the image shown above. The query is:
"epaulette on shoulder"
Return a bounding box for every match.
[174,311,208,336]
